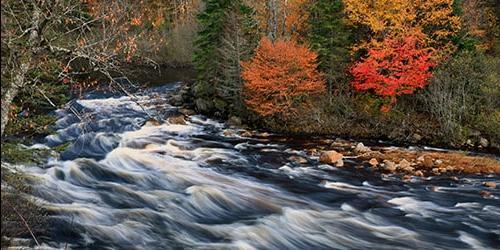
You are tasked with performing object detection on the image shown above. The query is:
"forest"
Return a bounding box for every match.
[1,0,499,249]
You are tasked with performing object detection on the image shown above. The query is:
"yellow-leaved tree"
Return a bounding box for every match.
[460,0,498,51]
[247,0,310,40]
[344,0,460,61]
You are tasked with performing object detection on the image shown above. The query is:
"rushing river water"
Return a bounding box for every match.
[14,83,500,249]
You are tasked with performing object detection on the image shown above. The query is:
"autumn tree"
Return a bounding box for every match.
[458,0,498,52]
[0,0,170,136]
[344,0,460,60]
[350,36,434,111]
[241,38,325,116]
[248,0,310,41]
[307,0,351,97]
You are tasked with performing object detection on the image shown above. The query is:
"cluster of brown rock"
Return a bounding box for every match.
[319,142,500,178]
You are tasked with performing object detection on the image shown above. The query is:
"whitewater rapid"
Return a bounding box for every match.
[12,84,500,249]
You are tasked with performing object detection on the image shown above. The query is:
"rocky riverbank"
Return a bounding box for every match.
[166,83,499,181]
[168,82,499,153]
[318,141,499,176]
[223,128,500,179]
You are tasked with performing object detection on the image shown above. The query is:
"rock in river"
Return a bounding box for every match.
[168,115,186,125]
[383,160,397,172]
[289,156,308,164]
[320,150,344,166]
[368,158,379,167]
[483,182,496,188]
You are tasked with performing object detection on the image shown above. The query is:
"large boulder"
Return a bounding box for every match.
[320,150,344,166]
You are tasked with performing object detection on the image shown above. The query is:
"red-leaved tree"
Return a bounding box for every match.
[241,38,325,116]
[350,35,434,111]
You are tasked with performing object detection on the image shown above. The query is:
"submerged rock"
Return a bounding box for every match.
[320,150,344,165]
[480,190,492,198]
[402,175,412,182]
[168,115,186,125]
[257,132,271,137]
[289,156,308,164]
[358,150,384,161]
[483,182,496,188]
[307,148,320,156]
[422,155,434,168]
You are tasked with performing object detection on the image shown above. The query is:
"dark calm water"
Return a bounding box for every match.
[15,83,500,249]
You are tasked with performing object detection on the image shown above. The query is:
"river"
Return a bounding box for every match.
[14,83,500,249]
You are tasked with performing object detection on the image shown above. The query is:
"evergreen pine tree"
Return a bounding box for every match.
[193,0,232,99]
[307,0,352,96]
[192,0,257,116]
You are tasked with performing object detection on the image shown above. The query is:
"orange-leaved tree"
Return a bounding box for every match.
[241,37,325,116]
[350,35,434,112]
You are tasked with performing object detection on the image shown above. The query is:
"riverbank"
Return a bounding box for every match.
[214,127,500,180]
[171,82,499,155]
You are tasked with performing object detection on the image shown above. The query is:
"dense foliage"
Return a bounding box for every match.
[420,51,500,140]
[2,0,500,148]
[190,0,499,148]
[241,38,325,117]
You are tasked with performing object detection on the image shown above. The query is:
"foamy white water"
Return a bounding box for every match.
[8,84,499,249]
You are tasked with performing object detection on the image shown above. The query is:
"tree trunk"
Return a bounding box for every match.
[1,4,41,138]
[267,0,278,41]
[1,63,29,137]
